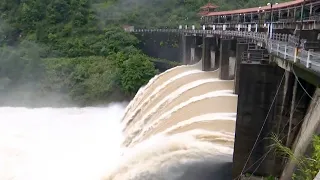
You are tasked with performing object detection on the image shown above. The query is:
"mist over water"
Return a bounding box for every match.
[103,61,236,180]
[0,103,127,180]
[1,60,237,180]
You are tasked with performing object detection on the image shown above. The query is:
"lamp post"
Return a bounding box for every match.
[267,1,278,39]
[257,7,262,32]
[298,0,306,48]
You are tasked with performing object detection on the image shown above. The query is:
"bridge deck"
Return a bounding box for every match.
[129,29,320,74]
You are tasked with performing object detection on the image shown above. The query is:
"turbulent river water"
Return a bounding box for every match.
[1,60,237,180]
[0,104,126,180]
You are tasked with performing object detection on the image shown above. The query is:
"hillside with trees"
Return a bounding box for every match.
[0,0,290,106]
[95,0,290,28]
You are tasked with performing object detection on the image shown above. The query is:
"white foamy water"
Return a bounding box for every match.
[0,103,127,180]
[0,59,238,180]
[103,60,237,179]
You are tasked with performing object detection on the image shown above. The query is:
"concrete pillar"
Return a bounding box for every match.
[185,36,193,65]
[190,47,195,64]
[232,63,285,178]
[181,34,187,64]
[229,39,237,79]
[190,37,196,64]
[190,36,202,64]
[195,36,203,63]
[234,43,248,94]
[210,48,216,69]
[281,88,320,180]
[276,70,291,135]
[210,37,220,70]
[195,47,202,63]
[202,36,214,71]
[286,78,298,147]
[219,39,231,80]
[182,35,194,65]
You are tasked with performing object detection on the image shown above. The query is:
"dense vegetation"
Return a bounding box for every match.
[273,135,320,180]
[0,0,291,106]
[96,0,291,28]
[0,0,158,106]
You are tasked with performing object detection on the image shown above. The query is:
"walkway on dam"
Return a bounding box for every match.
[129,29,320,74]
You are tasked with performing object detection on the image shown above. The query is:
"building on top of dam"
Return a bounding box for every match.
[199,0,320,31]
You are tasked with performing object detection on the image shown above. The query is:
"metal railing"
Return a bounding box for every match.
[129,28,320,73]
[129,29,301,45]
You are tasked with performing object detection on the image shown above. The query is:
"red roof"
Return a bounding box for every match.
[198,11,210,16]
[200,3,218,9]
[205,0,306,16]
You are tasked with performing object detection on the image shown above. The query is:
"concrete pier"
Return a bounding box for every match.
[234,43,248,94]
[202,36,214,71]
[281,88,320,180]
[195,36,202,63]
[191,36,196,64]
[219,39,231,80]
[195,47,202,63]
[189,36,202,64]
[185,36,193,64]
[229,39,237,79]
[213,37,220,70]
[232,63,285,178]
[182,35,197,65]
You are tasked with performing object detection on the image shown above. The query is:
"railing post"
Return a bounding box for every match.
[277,44,280,56]
[307,50,312,68]
[294,48,298,63]
[284,45,287,59]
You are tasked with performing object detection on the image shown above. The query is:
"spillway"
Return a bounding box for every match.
[103,60,238,180]
[0,59,238,180]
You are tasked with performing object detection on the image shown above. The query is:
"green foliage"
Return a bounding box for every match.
[95,0,291,28]
[43,51,156,103]
[43,56,117,105]
[1,0,294,106]
[0,0,158,106]
[266,176,277,180]
[107,50,157,95]
[272,134,320,180]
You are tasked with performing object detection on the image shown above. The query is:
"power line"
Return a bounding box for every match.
[291,66,315,101]
[246,65,320,179]
[247,107,315,180]
[238,71,286,179]
[235,90,306,180]
[233,148,273,180]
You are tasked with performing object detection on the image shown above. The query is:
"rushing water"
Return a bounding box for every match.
[103,60,237,179]
[0,104,126,180]
[1,60,237,180]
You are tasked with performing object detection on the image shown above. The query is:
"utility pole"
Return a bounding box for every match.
[298,0,306,48]
[258,7,262,32]
[267,1,279,39]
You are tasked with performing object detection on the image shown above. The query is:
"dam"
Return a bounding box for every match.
[0,0,320,180]
[120,0,320,179]
[102,60,237,179]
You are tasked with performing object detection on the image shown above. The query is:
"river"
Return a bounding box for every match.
[0,104,126,180]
